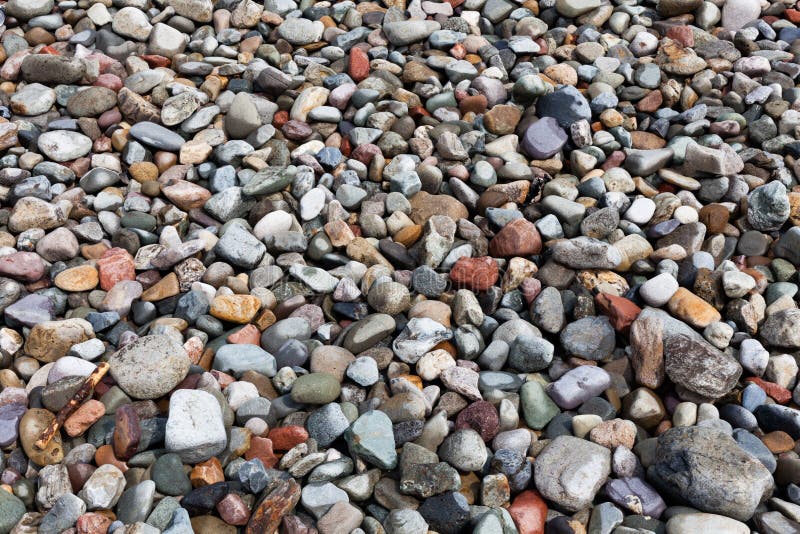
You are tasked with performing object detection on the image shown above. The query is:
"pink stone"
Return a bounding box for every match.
[97,248,135,291]
[329,83,357,109]
[350,143,382,165]
[520,277,542,305]
[97,109,122,130]
[217,493,251,526]
[93,73,123,91]
[0,252,46,282]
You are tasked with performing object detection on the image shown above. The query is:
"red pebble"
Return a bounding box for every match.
[595,292,641,333]
[113,404,140,461]
[135,270,160,290]
[666,26,694,47]
[455,400,500,442]
[350,143,382,165]
[348,47,370,82]
[746,377,792,404]
[76,513,112,534]
[508,490,548,534]
[97,248,135,291]
[268,426,309,451]
[450,256,500,291]
[409,106,431,118]
[227,324,261,345]
[140,54,171,68]
[93,73,123,91]
[272,110,289,128]
[245,437,278,468]
[489,219,543,257]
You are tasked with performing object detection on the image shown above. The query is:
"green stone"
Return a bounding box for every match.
[242,166,296,196]
[772,258,797,282]
[340,401,359,423]
[0,490,25,534]
[146,496,181,531]
[290,373,341,404]
[151,453,191,496]
[120,211,157,232]
[345,410,397,470]
[99,385,132,414]
[521,380,560,430]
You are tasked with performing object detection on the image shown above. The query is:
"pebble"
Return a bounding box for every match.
[108,335,190,400]
[534,436,611,511]
[165,389,227,463]
[650,426,774,521]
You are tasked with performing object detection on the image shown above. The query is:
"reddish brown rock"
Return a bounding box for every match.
[76,512,112,534]
[218,493,251,525]
[280,515,318,534]
[64,399,106,437]
[268,426,309,451]
[459,94,488,114]
[746,377,792,404]
[698,204,730,234]
[245,437,278,468]
[113,404,140,461]
[666,25,694,47]
[68,463,96,491]
[508,490,547,534]
[97,248,136,291]
[191,457,225,487]
[227,324,261,345]
[450,256,500,291]
[348,46,369,82]
[489,218,542,257]
[762,431,795,453]
[595,293,641,332]
[455,400,500,442]
[350,143,382,166]
[95,444,128,472]
[246,479,301,534]
[636,90,663,113]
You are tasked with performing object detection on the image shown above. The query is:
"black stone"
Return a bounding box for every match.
[417,492,470,534]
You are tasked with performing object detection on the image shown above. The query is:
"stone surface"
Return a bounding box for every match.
[109,335,190,399]
[534,436,611,511]
[650,426,774,521]
[165,389,228,463]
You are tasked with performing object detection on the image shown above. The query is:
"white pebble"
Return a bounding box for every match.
[673,205,699,224]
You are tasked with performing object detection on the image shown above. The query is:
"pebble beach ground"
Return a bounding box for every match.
[1,0,800,532]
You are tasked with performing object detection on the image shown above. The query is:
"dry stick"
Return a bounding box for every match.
[34,362,110,450]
